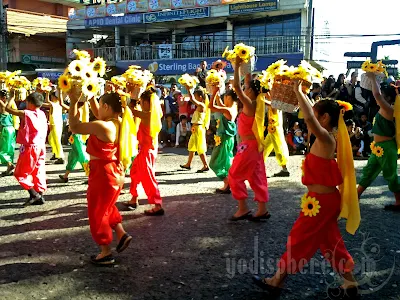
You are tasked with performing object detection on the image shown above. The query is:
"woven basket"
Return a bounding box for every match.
[360,73,384,91]
[270,80,311,113]
[232,56,256,77]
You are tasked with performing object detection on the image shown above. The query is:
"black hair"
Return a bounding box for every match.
[180,115,187,122]
[224,89,238,102]
[313,99,343,129]
[50,92,57,99]
[312,82,321,90]
[194,88,206,99]
[100,92,122,114]
[345,119,355,127]
[0,90,7,98]
[141,86,156,103]
[381,82,397,104]
[26,92,44,107]
[249,79,262,96]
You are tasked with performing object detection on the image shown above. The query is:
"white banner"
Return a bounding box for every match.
[158,44,172,59]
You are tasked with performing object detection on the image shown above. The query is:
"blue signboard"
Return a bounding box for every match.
[85,14,142,27]
[143,7,209,23]
[116,53,304,76]
[229,0,278,15]
[37,71,64,81]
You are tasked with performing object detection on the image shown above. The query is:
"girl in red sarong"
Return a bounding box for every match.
[228,56,269,221]
[123,86,165,216]
[68,89,131,265]
[253,80,360,300]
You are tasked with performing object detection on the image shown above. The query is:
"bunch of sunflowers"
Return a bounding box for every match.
[0,70,21,83]
[58,50,106,98]
[111,76,127,90]
[361,60,388,77]
[7,76,31,91]
[178,73,200,89]
[122,65,153,88]
[206,69,226,86]
[222,43,255,64]
[32,77,52,92]
[266,60,322,86]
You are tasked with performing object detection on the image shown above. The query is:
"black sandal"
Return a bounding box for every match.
[252,276,283,296]
[122,202,138,211]
[59,175,68,183]
[90,254,115,265]
[229,211,251,221]
[384,204,400,211]
[144,208,165,216]
[180,165,191,170]
[216,187,231,194]
[116,233,132,253]
[196,167,209,173]
[249,212,271,222]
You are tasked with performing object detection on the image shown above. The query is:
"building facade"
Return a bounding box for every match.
[68,0,312,77]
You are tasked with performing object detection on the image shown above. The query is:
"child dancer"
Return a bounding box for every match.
[124,87,164,215]
[59,94,90,183]
[228,56,269,221]
[0,92,48,206]
[0,90,16,176]
[263,98,290,177]
[45,92,65,164]
[358,74,400,210]
[68,89,131,265]
[180,86,210,173]
[209,86,237,193]
[253,81,360,300]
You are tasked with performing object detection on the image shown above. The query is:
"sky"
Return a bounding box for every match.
[313,0,399,77]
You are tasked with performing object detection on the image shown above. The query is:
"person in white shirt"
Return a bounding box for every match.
[175,115,191,147]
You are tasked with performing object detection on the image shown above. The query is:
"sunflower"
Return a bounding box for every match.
[267,125,276,134]
[216,119,220,129]
[58,75,72,93]
[32,78,39,87]
[73,49,91,62]
[42,78,50,87]
[361,60,370,71]
[301,159,305,177]
[266,59,287,76]
[82,80,99,97]
[366,63,378,73]
[370,141,376,151]
[336,100,353,112]
[299,60,316,74]
[214,135,221,147]
[374,145,384,157]
[92,57,106,77]
[234,43,254,63]
[289,67,308,80]
[82,162,90,176]
[69,135,75,145]
[82,69,97,82]
[68,60,84,77]
[301,194,321,217]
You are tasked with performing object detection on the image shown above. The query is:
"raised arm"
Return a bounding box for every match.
[367,72,393,120]
[209,86,232,116]
[184,85,205,108]
[89,96,100,119]
[2,92,24,118]
[294,80,332,143]
[233,56,254,113]
[59,92,70,111]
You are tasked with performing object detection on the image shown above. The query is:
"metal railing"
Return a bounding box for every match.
[94,36,304,63]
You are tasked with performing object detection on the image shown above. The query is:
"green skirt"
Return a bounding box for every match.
[209,134,235,180]
[0,125,16,164]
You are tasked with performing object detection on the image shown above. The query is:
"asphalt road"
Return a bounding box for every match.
[0,147,399,300]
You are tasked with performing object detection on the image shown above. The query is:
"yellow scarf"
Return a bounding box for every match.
[336,106,361,235]
[252,93,266,153]
[10,102,20,130]
[119,94,137,170]
[203,95,211,130]
[149,92,163,146]
[81,101,90,142]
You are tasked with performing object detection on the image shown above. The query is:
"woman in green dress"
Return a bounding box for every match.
[209,86,238,193]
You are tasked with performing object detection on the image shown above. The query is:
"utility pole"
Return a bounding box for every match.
[0,0,7,71]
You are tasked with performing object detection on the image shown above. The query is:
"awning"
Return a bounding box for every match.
[7,9,68,36]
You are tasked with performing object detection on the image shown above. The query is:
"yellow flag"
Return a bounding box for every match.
[252,93,266,153]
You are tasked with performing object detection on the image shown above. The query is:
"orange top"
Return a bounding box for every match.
[237,113,254,137]
[86,135,119,161]
[138,123,154,150]
[302,153,343,187]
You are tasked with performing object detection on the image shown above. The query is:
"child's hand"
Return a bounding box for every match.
[235,56,243,67]
[293,80,303,94]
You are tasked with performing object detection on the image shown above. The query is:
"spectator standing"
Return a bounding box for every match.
[346,119,364,157]
[334,74,349,101]
[322,77,336,98]
[174,90,189,118]
[195,60,207,88]
[308,83,322,100]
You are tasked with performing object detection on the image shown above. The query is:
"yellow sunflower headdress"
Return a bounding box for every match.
[336,100,360,235]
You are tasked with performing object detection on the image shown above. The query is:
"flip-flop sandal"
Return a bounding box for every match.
[90,254,115,265]
[122,202,138,210]
[58,175,69,183]
[196,167,210,173]
[384,204,400,211]
[252,275,283,296]
[249,212,271,222]
[229,211,251,221]
[116,233,132,253]
[144,208,165,216]
[216,187,231,194]
[180,165,191,170]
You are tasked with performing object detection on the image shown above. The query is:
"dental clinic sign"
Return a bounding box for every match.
[85,14,142,27]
